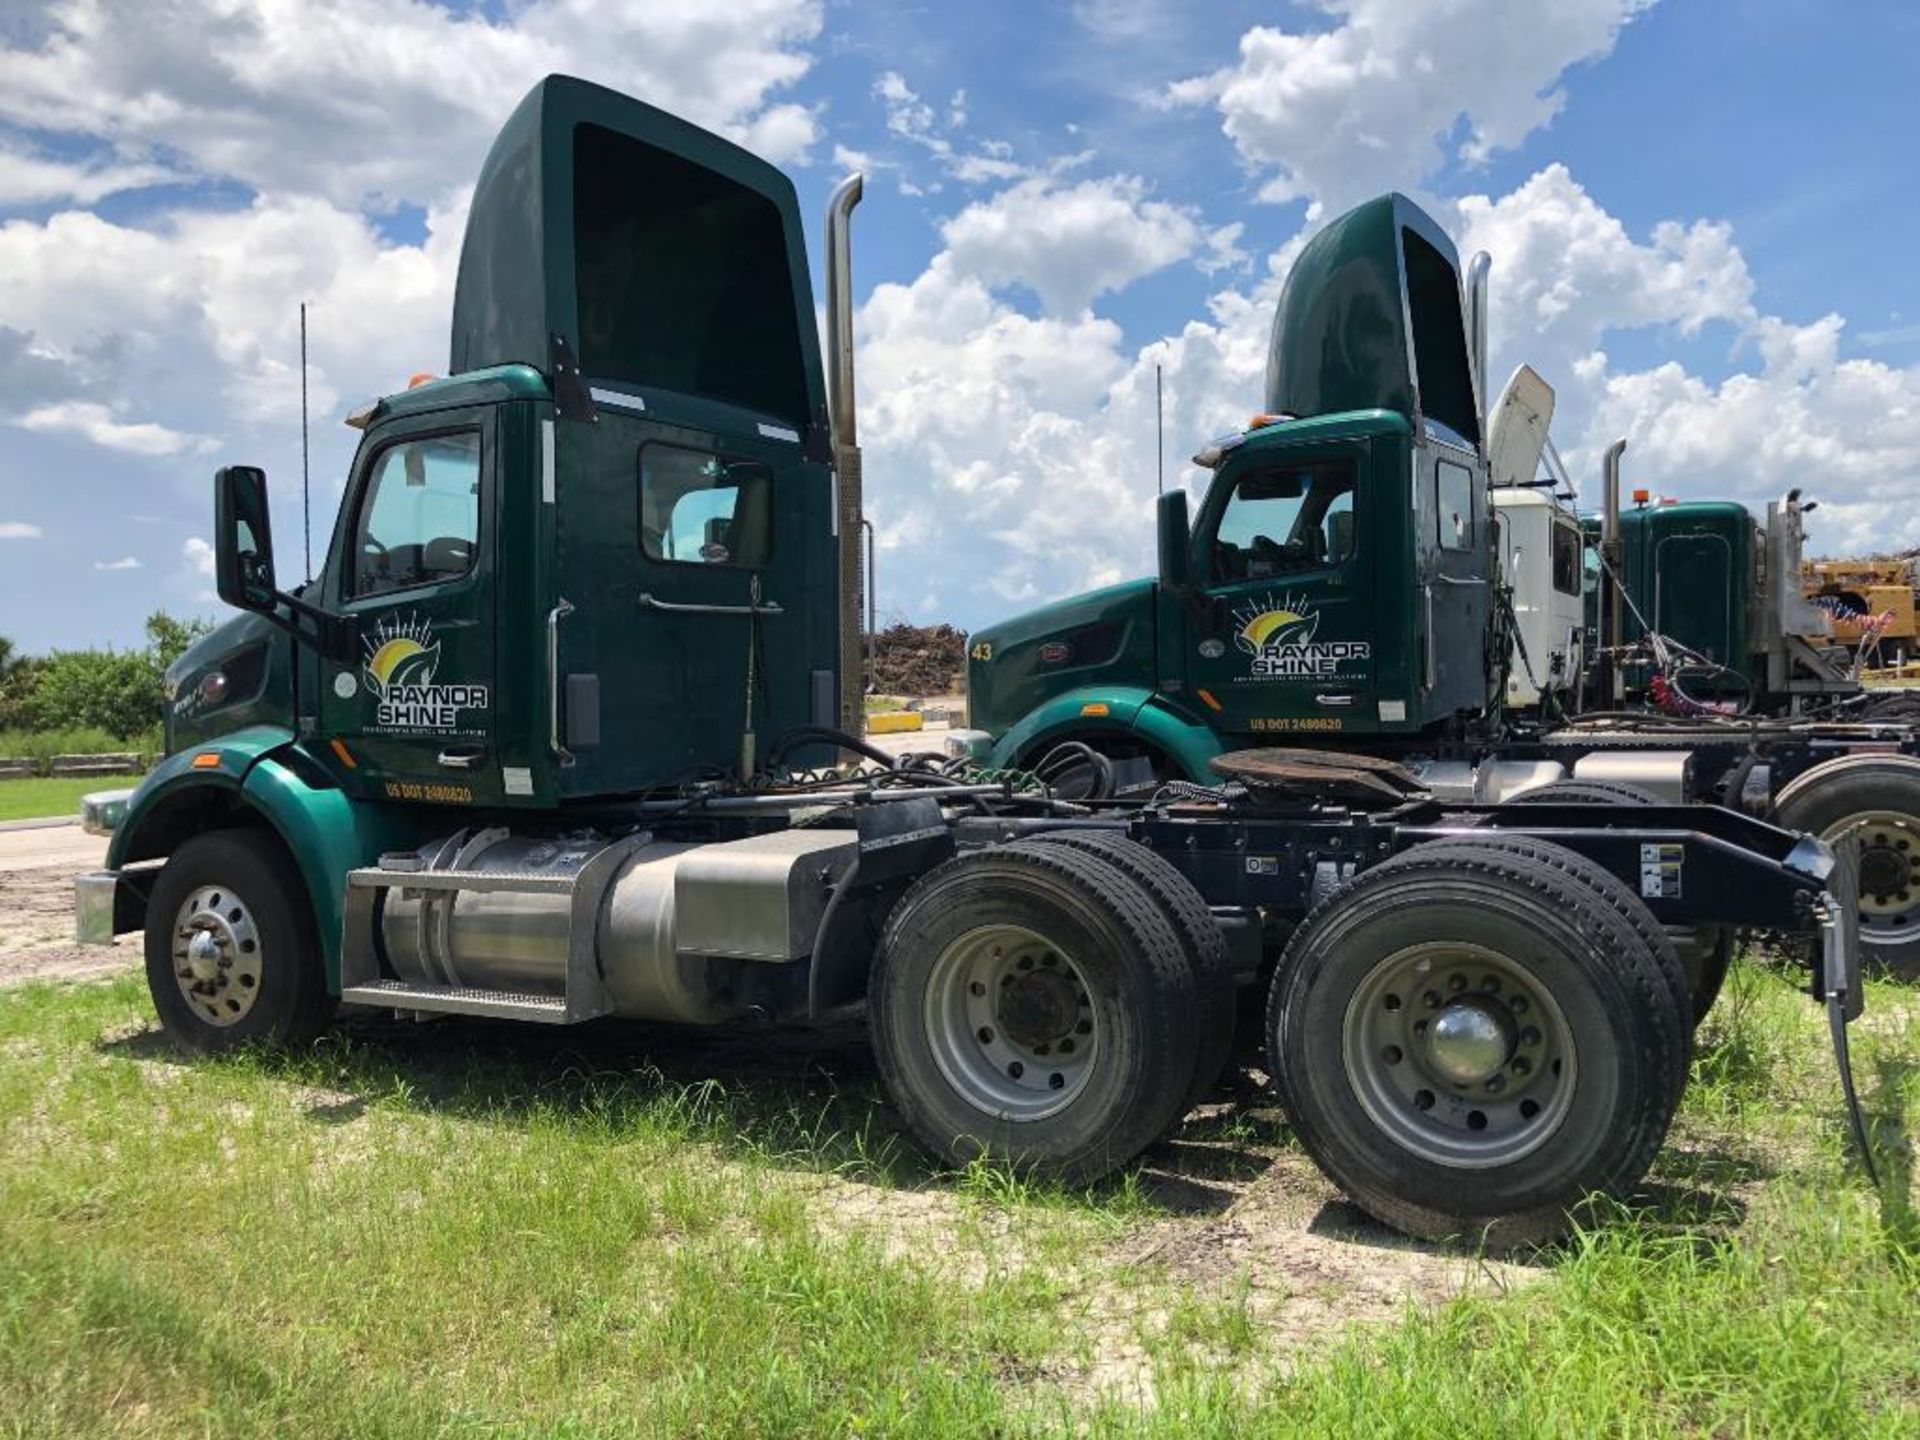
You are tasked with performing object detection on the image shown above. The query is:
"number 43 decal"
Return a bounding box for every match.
[970,641,992,662]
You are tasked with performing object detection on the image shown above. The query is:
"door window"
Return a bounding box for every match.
[349,432,481,599]
[1436,460,1474,552]
[639,443,774,567]
[1210,460,1357,582]
[1552,521,1582,595]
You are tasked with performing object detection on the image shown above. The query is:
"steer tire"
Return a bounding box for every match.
[1412,830,1693,1068]
[1266,839,1686,1248]
[870,842,1200,1184]
[1024,829,1238,1111]
[1511,779,1729,1023]
[1774,755,1920,981]
[144,829,334,1055]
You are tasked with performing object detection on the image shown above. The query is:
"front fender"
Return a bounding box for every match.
[987,686,1225,782]
[108,725,299,869]
[107,726,427,989]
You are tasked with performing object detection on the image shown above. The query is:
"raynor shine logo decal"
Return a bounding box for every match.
[361,614,489,732]
[1233,593,1371,680]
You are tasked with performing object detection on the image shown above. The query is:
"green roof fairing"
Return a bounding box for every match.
[1263,193,1481,448]
[450,76,828,435]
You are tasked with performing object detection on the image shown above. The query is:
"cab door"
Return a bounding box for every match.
[1184,441,1376,739]
[315,409,501,806]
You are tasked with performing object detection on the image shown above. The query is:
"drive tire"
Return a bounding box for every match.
[1024,829,1238,1110]
[1512,778,1730,1022]
[1266,839,1686,1248]
[144,829,334,1055]
[1774,754,1920,980]
[870,841,1199,1184]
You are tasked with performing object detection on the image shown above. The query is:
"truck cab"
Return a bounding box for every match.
[968,193,1502,776]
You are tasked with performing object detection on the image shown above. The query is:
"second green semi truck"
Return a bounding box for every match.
[960,195,1920,977]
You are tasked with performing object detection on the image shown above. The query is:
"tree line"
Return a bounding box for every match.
[0,613,214,740]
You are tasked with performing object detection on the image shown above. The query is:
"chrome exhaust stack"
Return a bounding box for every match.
[1601,437,1628,702]
[825,173,866,732]
[1466,250,1491,439]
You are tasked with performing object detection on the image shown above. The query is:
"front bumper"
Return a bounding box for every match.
[74,868,151,946]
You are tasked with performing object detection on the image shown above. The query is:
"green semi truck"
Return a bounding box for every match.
[73,77,1874,1244]
[961,196,1920,977]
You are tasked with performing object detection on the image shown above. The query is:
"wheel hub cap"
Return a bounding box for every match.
[170,885,263,1027]
[924,923,1100,1121]
[998,969,1079,1048]
[1425,999,1513,1085]
[1342,941,1576,1169]
[1822,812,1920,936]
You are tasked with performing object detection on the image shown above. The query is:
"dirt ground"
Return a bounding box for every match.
[0,819,1534,1378]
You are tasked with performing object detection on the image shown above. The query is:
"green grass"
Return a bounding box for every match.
[0,964,1915,1437]
[0,774,142,823]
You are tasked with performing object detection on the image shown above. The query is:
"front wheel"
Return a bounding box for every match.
[144,829,334,1054]
[1267,839,1687,1247]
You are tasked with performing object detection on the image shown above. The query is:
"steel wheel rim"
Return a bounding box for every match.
[1821,810,1920,943]
[924,923,1099,1121]
[170,884,264,1027]
[1342,941,1576,1169]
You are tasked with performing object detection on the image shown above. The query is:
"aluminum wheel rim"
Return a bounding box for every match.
[1342,941,1576,1169]
[924,923,1099,1121]
[1822,810,1920,943]
[170,884,264,1027]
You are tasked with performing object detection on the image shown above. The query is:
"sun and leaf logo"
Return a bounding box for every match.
[1232,592,1320,658]
[362,614,442,698]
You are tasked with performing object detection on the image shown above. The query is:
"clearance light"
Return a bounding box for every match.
[1197,688,1223,713]
[407,372,439,389]
[1080,702,1110,718]
[1631,488,1651,505]
[191,753,221,769]
[330,739,359,770]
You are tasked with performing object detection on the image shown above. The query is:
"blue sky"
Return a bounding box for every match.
[0,0,1915,652]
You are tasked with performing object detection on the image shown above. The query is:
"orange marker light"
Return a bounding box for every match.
[191,752,221,769]
[1080,702,1110,718]
[1631,488,1651,504]
[407,372,439,389]
[329,739,359,770]
[1197,688,1223,712]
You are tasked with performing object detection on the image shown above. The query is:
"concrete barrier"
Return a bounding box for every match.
[49,753,146,777]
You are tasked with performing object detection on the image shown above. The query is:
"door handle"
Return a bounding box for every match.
[637,592,783,616]
[437,745,487,770]
[1313,692,1357,707]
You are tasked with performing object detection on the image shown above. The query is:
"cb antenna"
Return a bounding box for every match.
[1155,360,1165,496]
[300,301,312,582]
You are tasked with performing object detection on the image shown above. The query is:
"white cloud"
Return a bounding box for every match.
[0,0,825,209]
[15,400,210,457]
[939,174,1203,313]
[0,522,44,540]
[181,536,215,577]
[1170,0,1654,211]
[93,555,141,570]
[871,67,1029,187]
[0,141,175,206]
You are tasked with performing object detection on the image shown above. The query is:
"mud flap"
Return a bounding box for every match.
[1818,837,1878,1186]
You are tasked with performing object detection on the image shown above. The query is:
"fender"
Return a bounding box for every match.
[107,726,426,988]
[987,685,1225,782]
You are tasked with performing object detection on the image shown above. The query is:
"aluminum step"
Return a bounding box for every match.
[340,979,576,1023]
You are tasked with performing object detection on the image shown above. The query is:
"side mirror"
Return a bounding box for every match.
[1157,490,1193,594]
[214,466,278,613]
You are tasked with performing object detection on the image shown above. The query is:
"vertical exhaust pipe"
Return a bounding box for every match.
[825,173,865,734]
[1601,437,1628,702]
[1466,251,1491,442]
